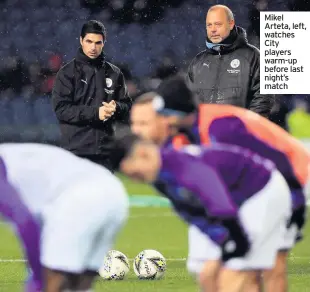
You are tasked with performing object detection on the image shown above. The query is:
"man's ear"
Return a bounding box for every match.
[229,19,235,30]
[80,36,83,46]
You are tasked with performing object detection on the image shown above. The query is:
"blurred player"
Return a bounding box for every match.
[130,76,309,292]
[112,133,291,292]
[0,143,128,292]
[154,76,309,292]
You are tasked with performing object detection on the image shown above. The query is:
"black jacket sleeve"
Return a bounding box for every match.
[247,50,274,118]
[113,72,132,122]
[52,68,99,125]
[186,59,195,91]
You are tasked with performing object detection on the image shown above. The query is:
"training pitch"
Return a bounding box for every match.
[0,177,309,291]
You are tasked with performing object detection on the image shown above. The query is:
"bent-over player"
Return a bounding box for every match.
[112,133,291,292]
[0,143,129,292]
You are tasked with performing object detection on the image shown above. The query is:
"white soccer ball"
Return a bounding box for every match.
[99,250,130,280]
[133,249,166,280]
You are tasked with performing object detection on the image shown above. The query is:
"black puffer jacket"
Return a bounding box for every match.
[52,48,132,156]
[187,26,273,117]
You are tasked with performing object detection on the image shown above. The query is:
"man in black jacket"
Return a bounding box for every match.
[52,20,132,171]
[187,5,273,117]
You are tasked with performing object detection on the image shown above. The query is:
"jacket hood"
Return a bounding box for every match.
[233,26,248,48]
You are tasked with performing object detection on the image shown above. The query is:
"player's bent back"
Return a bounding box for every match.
[198,104,310,186]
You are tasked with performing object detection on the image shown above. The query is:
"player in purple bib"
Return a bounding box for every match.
[112,134,291,292]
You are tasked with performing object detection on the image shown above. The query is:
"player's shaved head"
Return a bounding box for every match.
[133,92,156,105]
[131,91,169,145]
[111,133,160,182]
[111,133,141,171]
[206,5,235,44]
[207,5,234,22]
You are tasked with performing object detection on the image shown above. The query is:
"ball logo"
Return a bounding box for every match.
[230,59,240,68]
[119,271,125,278]
[106,78,113,88]
[144,261,151,275]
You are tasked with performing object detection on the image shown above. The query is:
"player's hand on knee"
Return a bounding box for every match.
[25,275,42,292]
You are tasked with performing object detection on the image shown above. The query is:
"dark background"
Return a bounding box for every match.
[0,0,309,144]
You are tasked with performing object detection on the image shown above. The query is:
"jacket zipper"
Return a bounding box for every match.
[94,67,100,153]
[86,96,92,104]
[211,50,223,101]
[85,68,96,104]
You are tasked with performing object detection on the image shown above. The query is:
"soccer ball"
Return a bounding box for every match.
[98,250,130,280]
[133,249,166,280]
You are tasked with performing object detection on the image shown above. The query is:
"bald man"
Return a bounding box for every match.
[187,5,273,118]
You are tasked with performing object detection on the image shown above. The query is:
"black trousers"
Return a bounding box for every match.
[77,154,114,173]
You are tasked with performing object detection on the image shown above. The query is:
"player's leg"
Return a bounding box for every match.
[222,170,291,292]
[263,188,306,292]
[187,225,221,290]
[243,272,263,292]
[239,271,262,292]
[40,175,128,291]
[43,268,70,291]
[43,268,97,292]
[198,260,221,292]
[263,206,304,292]
[216,268,257,292]
[263,251,287,292]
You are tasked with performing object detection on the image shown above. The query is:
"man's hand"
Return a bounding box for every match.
[105,100,117,114]
[25,274,42,292]
[99,100,117,121]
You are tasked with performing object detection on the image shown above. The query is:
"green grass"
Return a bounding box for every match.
[117,174,159,195]
[0,177,309,291]
[0,207,310,291]
[0,208,195,291]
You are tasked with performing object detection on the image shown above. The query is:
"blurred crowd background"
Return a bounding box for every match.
[0,0,310,144]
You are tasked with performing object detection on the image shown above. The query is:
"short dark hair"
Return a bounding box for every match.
[80,20,106,40]
[110,133,141,171]
[155,75,197,115]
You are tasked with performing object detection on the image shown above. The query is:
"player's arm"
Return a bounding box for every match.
[52,68,100,125]
[161,148,250,260]
[0,180,42,290]
[112,71,132,122]
[161,148,237,218]
[186,58,195,90]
